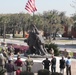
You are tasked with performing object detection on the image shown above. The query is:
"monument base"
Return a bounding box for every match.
[24,53,52,58]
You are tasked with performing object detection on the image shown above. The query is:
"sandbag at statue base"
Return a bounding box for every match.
[24,53,52,58]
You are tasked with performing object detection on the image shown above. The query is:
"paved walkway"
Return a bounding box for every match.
[5,56,76,75]
[35,58,76,75]
[1,38,76,75]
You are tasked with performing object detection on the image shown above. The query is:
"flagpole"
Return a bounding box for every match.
[33,12,34,25]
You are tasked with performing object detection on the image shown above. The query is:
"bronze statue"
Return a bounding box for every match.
[24,24,48,56]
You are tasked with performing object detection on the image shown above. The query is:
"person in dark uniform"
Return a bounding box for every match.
[59,56,66,75]
[51,55,56,73]
[42,57,51,71]
[5,60,15,75]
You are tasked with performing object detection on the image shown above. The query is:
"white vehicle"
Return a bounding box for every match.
[56,34,62,38]
[50,34,62,38]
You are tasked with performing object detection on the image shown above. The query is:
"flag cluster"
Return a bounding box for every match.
[25,0,37,13]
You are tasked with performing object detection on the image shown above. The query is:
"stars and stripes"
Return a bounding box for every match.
[25,0,37,13]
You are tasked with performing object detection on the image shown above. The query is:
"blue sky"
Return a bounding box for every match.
[0,0,75,16]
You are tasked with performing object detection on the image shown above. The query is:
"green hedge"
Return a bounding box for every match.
[45,43,59,56]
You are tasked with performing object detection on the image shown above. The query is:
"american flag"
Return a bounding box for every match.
[25,0,37,13]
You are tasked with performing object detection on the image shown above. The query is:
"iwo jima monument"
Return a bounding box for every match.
[24,24,51,57]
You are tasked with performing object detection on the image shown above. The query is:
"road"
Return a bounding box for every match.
[51,38,76,52]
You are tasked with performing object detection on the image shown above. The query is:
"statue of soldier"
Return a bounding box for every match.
[26,24,47,55]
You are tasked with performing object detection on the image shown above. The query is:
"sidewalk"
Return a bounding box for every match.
[5,58,76,75]
[1,38,76,75]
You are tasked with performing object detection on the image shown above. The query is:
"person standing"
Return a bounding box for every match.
[64,49,68,58]
[66,56,71,75]
[9,45,15,53]
[51,55,56,73]
[49,48,54,56]
[42,57,51,71]
[5,60,15,75]
[59,56,66,75]
[0,52,6,69]
[8,52,14,61]
[16,68,21,75]
[25,56,34,72]
[14,55,23,71]
[2,49,8,60]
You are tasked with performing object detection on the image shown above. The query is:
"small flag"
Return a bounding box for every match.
[25,0,37,13]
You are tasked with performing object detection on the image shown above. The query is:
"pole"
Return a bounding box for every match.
[23,23,25,38]
[3,23,6,42]
[32,12,35,25]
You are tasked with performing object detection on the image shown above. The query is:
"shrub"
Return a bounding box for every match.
[20,71,34,75]
[38,69,50,75]
[45,43,59,56]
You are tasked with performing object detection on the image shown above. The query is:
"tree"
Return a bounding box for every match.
[43,10,64,40]
[0,10,73,39]
[0,15,10,41]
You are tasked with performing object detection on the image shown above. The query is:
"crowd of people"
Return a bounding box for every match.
[0,46,72,75]
[42,55,71,75]
[0,46,34,75]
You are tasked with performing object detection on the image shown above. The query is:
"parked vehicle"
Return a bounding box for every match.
[50,34,62,38]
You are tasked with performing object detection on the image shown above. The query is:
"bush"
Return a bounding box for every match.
[45,43,59,56]
[38,69,50,75]
[0,67,6,75]
[20,71,34,75]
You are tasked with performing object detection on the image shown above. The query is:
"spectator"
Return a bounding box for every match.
[25,56,34,72]
[8,52,14,61]
[49,48,54,56]
[42,57,51,71]
[16,68,21,75]
[66,56,71,75]
[51,55,56,73]
[51,72,63,75]
[59,56,66,75]
[5,60,15,75]
[38,69,50,75]
[0,52,6,69]
[9,45,15,53]
[20,71,34,75]
[64,49,68,58]
[2,49,8,60]
[14,55,23,71]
